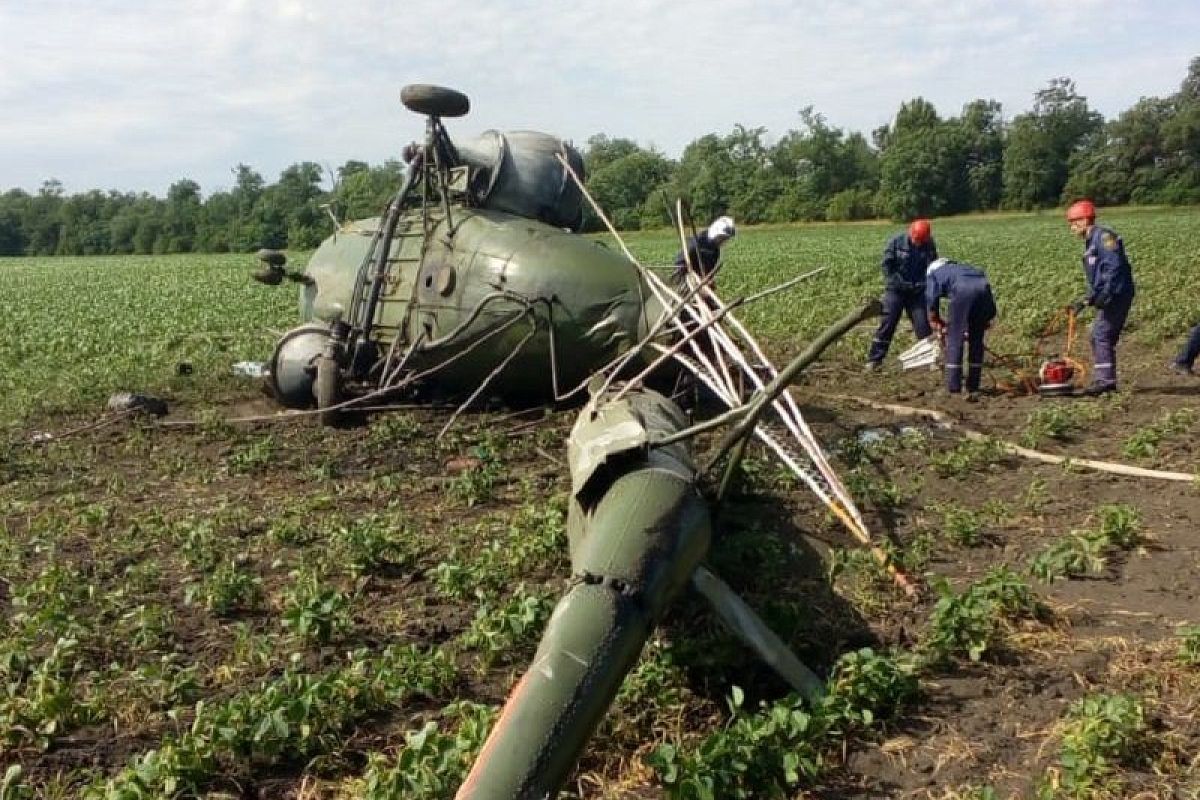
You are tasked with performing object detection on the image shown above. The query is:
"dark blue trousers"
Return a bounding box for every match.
[1174,324,1200,368]
[944,283,996,393]
[868,288,931,363]
[1091,292,1133,387]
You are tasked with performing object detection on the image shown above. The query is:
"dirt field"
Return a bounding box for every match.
[4,332,1199,799]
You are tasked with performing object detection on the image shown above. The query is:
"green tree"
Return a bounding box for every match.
[582,137,675,231]
[1064,97,1173,205]
[671,126,780,225]
[769,108,880,222]
[957,99,1005,210]
[23,180,65,255]
[0,190,28,255]
[1002,78,1102,208]
[162,179,202,252]
[1159,56,1200,203]
[265,162,328,249]
[332,159,404,221]
[877,99,970,219]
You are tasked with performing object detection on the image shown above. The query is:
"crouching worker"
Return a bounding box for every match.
[674,215,736,284]
[926,258,997,402]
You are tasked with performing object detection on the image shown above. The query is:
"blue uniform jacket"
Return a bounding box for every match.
[1083,225,1135,308]
[926,261,991,317]
[882,233,938,291]
[674,232,721,278]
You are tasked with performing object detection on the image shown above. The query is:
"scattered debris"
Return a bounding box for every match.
[444,455,482,474]
[232,361,267,379]
[106,392,168,417]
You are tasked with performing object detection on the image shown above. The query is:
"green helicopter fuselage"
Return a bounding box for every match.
[278,204,665,404]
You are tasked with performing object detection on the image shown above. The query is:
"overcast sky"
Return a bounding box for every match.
[1,0,1196,196]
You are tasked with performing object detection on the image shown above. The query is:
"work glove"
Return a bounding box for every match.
[1068,298,1087,316]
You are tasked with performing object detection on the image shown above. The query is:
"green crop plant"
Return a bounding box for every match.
[1029,503,1143,583]
[224,434,279,475]
[610,640,690,736]
[1122,408,1197,460]
[121,655,201,711]
[1047,693,1148,797]
[0,766,30,800]
[1029,530,1108,582]
[650,648,918,798]
[367,411,424,447]
[1095,503,1141,549]
[924,568,1043,664]
[280,570,354,645]
[821,648,919,731]
[359,701,498,799]
[84,646,456,798]
[447,442,505,507]
[176,519,221,572]
[931,501,987,546]
[460,585,555,665]
[268,515,315,546]
[0,637,97,750]
[930,437,1007,479]
[185,562,264,616]
[1177,625,1200,666]
[845,467,914,512]
[648,686,826,799]
[117,603,177,650]
[893,530,935,574]
[330,514,416,578]
[1021,403,1102,447]
[505,499,568,569]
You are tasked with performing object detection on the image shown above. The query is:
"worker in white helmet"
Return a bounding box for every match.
[674,215,736,283]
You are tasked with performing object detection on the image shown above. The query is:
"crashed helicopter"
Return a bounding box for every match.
[254,83,658,425]
[251,84,904,799]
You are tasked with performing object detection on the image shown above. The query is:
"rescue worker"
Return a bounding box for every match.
[674,216,735,282]
[865,219,937,371]
[1169,324,1200,375]
[926,258,996,401]
[1066,200,1135,395]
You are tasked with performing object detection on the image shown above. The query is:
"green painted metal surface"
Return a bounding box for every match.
[457,386,710,799]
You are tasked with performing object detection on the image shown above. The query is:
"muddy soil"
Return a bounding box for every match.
[3,344,1198,799]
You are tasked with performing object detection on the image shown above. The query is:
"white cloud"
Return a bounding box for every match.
[0,0,1195,194]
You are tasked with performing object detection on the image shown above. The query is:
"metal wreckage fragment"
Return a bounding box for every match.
[457,303,881,800]
[458,385,709,799]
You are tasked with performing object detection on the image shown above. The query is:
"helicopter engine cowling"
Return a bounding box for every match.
[267,324,331,408]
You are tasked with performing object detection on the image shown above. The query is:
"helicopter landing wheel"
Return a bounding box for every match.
[400,84,470,118]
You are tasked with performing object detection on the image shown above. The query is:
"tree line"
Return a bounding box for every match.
[1,58,1197,257]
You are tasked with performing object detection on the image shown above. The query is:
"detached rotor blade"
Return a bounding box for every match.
[692,565,825,703]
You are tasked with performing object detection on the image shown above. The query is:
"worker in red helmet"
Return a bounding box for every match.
[1066,200,1135,395]
[865,219,938,371]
